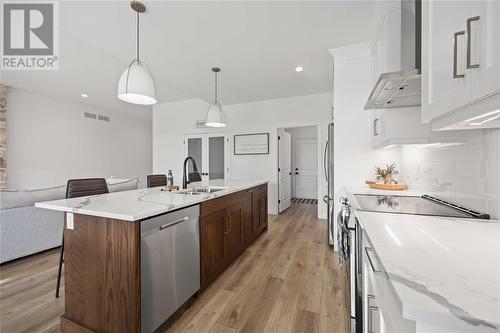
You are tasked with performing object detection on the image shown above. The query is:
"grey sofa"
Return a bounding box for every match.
[0,178,139,264]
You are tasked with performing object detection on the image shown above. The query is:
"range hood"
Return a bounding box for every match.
[365,0,422,110]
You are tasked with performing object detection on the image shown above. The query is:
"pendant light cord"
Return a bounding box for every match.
[136,10,140,60]
[214,71,218,103]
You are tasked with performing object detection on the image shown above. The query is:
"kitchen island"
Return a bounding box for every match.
[36,179,268,333]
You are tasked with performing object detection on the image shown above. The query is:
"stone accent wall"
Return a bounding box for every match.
[0,84,6,189]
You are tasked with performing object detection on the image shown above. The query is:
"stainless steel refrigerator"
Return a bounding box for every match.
[323,123,335,248]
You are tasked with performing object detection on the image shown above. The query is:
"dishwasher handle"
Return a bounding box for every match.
[159,216,189,230]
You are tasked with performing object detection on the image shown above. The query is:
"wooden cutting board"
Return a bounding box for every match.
[366,181,408,191]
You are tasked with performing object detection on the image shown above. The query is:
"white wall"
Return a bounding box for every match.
[331,44,401,250]
[6,88,152,189]
[153,93,332,217]
[399,129,500,219]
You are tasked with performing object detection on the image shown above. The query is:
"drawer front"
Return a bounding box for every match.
[363,234,416,333]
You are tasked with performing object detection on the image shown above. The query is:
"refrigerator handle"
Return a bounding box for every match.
[323,139,329,182]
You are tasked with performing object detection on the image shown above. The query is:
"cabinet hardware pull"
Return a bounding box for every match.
[159,216,189,230]
[373,118,380,136]
[467,16,480,69]
[365,247,383,274]
[453,31,466,78]
[367,295,379,333]
[323,140,329,182]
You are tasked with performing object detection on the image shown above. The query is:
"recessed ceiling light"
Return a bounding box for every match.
[81,94,88,98]
[295,66,303,72]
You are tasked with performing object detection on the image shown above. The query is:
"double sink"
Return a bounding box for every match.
[174,186,226,196]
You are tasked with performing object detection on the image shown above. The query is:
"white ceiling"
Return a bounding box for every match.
[2,1,376,112]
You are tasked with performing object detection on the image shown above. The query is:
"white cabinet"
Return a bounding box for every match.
[371,107,430,149]
[469,1,500,100]
[422,0,500,129]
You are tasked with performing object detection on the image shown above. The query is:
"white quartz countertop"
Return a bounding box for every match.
[355,210,500,332]
[35,179,268,221]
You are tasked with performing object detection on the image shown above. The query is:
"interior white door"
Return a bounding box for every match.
[184,133,229,183]
[278,130,292,213]
[294,138,317,199]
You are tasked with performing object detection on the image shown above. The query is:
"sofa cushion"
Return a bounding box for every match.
[108,178,139,193]
[0,185,66,210]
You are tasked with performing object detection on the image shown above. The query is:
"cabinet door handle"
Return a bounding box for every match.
[453,31,466,78]
[367,295,379,333]
[467,16,480,69]
[365,247,383,274]
[373,118,380,136]
[223,217,228,234]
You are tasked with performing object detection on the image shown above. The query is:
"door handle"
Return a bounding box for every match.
[289,172,292,175]
[295,172,299,175]
[323,140,329,182]
[466,16,480,69]
[453,31,466,78]
[159,216,189,230]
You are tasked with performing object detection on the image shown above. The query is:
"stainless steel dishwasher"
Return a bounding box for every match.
[141,205,200,333]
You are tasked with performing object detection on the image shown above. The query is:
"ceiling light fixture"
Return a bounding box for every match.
[295,66,303,72]
[81,94,88,98]
[465,110,500,126]
[117,1,157,105]
[205,67,226,128]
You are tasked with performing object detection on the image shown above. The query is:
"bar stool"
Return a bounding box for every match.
[147,174,167,188]
[55,178,109,298]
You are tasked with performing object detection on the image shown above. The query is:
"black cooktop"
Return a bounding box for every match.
[353,194,490,219]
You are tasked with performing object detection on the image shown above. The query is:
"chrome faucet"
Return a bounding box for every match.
[182,157,201,189]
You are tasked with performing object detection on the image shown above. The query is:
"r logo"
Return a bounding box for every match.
[3,3,54,56]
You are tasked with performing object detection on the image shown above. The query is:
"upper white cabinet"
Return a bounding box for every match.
[470,1,500,100]
[422,0,500,129]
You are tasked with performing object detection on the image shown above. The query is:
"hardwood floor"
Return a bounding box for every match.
[0,203,349,333]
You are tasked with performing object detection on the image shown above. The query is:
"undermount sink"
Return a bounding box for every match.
[191,187,225,193]
[174,187,226,195]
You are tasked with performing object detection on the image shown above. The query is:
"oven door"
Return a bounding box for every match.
[353,218,364,333]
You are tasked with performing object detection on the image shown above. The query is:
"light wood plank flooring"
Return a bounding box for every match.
[0,203,349,333]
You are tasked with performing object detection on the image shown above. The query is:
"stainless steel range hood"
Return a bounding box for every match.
[365,0,422,110]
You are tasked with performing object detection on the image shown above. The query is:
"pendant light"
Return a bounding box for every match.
[118,1,157,105]
[205,67,226,127]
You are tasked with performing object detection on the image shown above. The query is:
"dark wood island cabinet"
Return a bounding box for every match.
[200,183,268,289]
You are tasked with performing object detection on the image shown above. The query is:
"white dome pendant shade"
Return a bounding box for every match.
[117,1,157,106]
[206,102,226,127]
[118,59,157,105]
[205,67,226,127]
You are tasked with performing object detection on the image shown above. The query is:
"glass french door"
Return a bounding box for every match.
[184,133,229,182]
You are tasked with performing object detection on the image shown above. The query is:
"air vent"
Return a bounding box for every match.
[84,112,97,119]
[195,120,207,128]
[84,112,110,122]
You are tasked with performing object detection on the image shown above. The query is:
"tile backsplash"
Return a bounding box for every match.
[399,128,500,219]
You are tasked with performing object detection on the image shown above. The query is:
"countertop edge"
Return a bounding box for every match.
[35,180,269,222]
